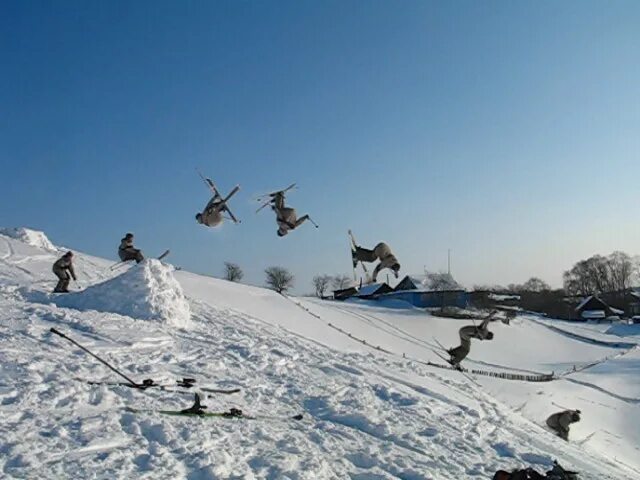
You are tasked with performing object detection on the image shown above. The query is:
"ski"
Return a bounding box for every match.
[157,249,170,261]
[196,169,241,224]
[348,230,370,281]
[82,378,240,395]
[125,407,303,421]
[127,394,302,421]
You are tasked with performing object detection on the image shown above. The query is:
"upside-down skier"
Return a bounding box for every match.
[257,185,317,237]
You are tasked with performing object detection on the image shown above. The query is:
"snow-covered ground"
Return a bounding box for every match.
[1,229,638,479]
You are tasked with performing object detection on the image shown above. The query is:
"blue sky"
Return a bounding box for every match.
[1,0,639,291]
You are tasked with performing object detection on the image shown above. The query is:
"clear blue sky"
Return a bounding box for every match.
[2,0,639,291]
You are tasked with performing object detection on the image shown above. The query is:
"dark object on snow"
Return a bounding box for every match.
[52,251,76,293]
[546,410,581,441]
[448,311,496,366]
[118,233,144,263]
[493,461,578,480]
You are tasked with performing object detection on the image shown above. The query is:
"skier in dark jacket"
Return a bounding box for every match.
[447,311,496,366]
[546,410,581,441]
[118,233,144,263]
[52,251,77,293]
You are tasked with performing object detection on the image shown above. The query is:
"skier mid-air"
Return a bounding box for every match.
[195,172,240,227]
[256,184,318,237]
[447,311,497,367]
[350,238,401,282]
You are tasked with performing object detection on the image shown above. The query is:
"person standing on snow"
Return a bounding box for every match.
[271,191,315,237]
[352,242,401,282]
[447,311,496,367]
[52,251,77,293]
[118,233,144,263]
[546,410,581,441]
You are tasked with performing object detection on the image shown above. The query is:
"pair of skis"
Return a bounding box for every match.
[127,393,304,422]
[348,230,370,283]
[109,249,171,272]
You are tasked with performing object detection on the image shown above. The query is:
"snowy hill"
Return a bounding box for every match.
[1,229,639,479]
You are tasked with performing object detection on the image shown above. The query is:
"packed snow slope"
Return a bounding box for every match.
[1,229,639,479]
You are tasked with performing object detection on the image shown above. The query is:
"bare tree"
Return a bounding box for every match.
[563,252,639,296]
[424,272,460,291]
[224,262,244,282]
[517,277,551,293]
[265,266,294,294]
[331,274,352,290]
[312,275,332,298]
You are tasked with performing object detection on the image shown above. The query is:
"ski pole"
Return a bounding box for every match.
[308,217,319,228]
[49,328,141,388]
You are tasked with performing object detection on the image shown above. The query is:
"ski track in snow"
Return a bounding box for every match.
[0,230,639,479]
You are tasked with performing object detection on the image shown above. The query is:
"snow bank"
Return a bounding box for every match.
[0,227,56,251]
[54,259,190,327]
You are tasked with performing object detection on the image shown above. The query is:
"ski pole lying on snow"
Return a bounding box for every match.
[49,328,141,388]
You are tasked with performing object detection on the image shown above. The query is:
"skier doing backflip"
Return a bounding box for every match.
[447,311,496,367]
[195,173,240,227]
[259,185,317,237]
[352,241,401,282]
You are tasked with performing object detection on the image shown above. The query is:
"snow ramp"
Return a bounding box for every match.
[54,259,190,328]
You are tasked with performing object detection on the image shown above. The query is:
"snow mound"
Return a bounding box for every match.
[0,227,57,251]
[54,259,190,328]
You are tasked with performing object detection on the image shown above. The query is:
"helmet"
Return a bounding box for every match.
[486,331,494,340]
[125,233,133,239]
[64,251,73,257]
[391,263,401,272]
[571,411,581,422]
[195,213,203,224]
[277,229,286,237]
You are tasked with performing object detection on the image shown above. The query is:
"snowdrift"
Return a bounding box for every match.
[0,227,57,251]
[53,259,190,327]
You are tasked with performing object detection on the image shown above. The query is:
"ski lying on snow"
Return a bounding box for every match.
[83,379,241,395]
[127,394,303,421]
[125,407,303,421]
[109,249,170,271]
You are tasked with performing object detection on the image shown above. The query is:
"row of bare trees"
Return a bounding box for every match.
[312,274,352,297]
[563,251,639,296]
[223,262,295,294]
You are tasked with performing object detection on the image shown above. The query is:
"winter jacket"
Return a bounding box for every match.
[53,255,76,280]
[119,237,134,252]
[276,207,297,232]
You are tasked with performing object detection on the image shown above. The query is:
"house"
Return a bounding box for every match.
[333,286,358,301]
[393,275,419,292]
[574,295,623,320]
[381,289,469,308]
[357,283,393,299]
[628,290,640,316]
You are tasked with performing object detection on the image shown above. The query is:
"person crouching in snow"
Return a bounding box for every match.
[52,251,77,293]
[546,409,581,441]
